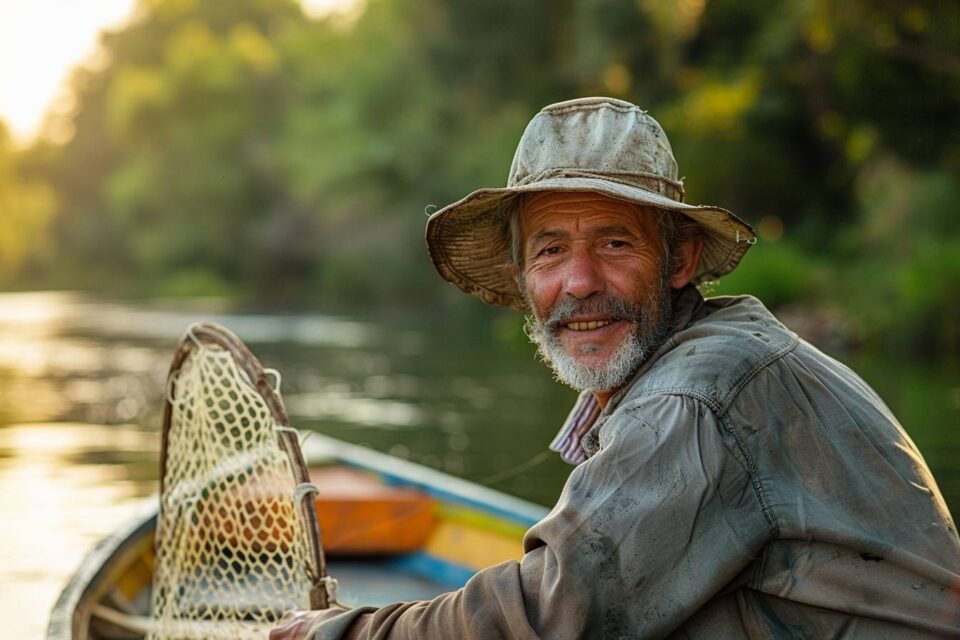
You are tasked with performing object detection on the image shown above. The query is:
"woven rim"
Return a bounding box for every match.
[426,178,756,311]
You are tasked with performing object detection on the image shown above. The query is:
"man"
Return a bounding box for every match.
[273,97,960,638]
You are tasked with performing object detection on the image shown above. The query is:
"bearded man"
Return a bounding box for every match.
[273,97,960,639]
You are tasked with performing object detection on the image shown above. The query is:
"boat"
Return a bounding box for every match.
[48,323,550,639]
[47,432,549,640]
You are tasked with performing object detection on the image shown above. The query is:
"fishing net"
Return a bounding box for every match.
[149,323,333,640]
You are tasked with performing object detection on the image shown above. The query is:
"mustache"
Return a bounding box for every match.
[543,295,637,331]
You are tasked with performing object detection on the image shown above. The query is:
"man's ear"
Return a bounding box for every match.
[670,237,704,289]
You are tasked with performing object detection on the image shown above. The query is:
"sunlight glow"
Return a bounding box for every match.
[0,0,137,143]
[0,0,362,144]
[301,0,366,20]
[0,423,157,638]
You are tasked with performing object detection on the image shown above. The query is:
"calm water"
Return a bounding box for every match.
[1,292,957,638]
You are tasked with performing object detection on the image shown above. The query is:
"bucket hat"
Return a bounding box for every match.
[425,96,756,311]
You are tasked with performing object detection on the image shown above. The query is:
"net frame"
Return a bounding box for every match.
[153,322,331,637]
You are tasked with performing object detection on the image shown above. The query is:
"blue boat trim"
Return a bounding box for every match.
[377,470,542,526]
[389,553,477,589]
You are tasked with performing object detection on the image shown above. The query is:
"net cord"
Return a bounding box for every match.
[159,322,332,610]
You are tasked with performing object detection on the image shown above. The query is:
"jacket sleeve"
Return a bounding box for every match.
[307,394,773,640]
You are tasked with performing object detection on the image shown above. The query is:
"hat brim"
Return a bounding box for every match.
[426,177,756,311]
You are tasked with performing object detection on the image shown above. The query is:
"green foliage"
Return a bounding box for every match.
[155,267,238,297]
[0,122,55,286]
[8,0,960,356]
[707,240,823,308]
[837,159,960,353]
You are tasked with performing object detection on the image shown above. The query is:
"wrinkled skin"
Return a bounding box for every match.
[518,191,702,406]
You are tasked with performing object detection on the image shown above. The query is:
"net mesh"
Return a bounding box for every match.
[149,338,315,640]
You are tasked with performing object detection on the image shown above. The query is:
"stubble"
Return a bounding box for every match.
[524,265,674,393]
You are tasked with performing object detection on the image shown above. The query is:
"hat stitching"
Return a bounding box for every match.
[514,168,685,199]
[541,101,641,116]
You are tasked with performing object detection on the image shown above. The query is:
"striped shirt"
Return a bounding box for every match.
[549,390,600,465]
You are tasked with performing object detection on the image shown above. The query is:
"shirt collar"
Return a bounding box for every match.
[548,285,705,465]
[549,390,600,464]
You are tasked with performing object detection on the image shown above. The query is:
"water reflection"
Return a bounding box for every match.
[285,391,426,428]
[0,422,157,639]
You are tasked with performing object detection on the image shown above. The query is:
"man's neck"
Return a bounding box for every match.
[592,388,618,410]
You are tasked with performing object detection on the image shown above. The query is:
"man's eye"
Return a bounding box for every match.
[539,246,562,257]
[607,240,630,249]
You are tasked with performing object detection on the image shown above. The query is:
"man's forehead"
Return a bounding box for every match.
[520,191,652,232]
[522,191,639,215]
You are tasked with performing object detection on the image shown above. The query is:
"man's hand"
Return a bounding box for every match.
[269,608,370,640]
[269,609,341,640]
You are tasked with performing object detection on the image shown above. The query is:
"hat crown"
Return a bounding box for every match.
[507,97,681,198]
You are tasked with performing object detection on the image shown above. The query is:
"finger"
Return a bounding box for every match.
[270,609,343,640]
[269,611,310,640]
[279,609,307,624]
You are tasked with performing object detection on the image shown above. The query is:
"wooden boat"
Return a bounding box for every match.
[47,432,549,640]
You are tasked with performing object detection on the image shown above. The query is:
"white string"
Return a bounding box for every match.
[264,368,282,395]
[320,576,341,606]
[273,425,299,435]
[273,424,315,450]
[293,482,320,504]
[478,450,552,486]
[184,323,207,353]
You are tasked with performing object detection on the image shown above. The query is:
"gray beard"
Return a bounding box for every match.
[524,274,674,393]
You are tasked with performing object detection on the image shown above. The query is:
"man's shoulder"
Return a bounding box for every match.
[624,294,799,412]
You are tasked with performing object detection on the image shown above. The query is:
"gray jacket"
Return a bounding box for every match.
[310,291,960,639]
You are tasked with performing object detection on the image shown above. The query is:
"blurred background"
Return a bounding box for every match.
[1,0,958,636]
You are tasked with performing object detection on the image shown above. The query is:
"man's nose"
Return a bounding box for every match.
[562,248,604,300]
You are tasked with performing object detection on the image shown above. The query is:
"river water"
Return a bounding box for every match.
[1,291,957,638]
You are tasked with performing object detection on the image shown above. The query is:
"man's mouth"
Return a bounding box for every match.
[565,319,615,331]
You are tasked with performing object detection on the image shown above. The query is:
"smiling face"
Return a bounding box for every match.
[518,191,691,398]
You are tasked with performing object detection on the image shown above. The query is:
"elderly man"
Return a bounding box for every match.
[273,97,960,639]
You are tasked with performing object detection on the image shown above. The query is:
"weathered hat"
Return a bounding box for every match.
[425,96,756,311]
